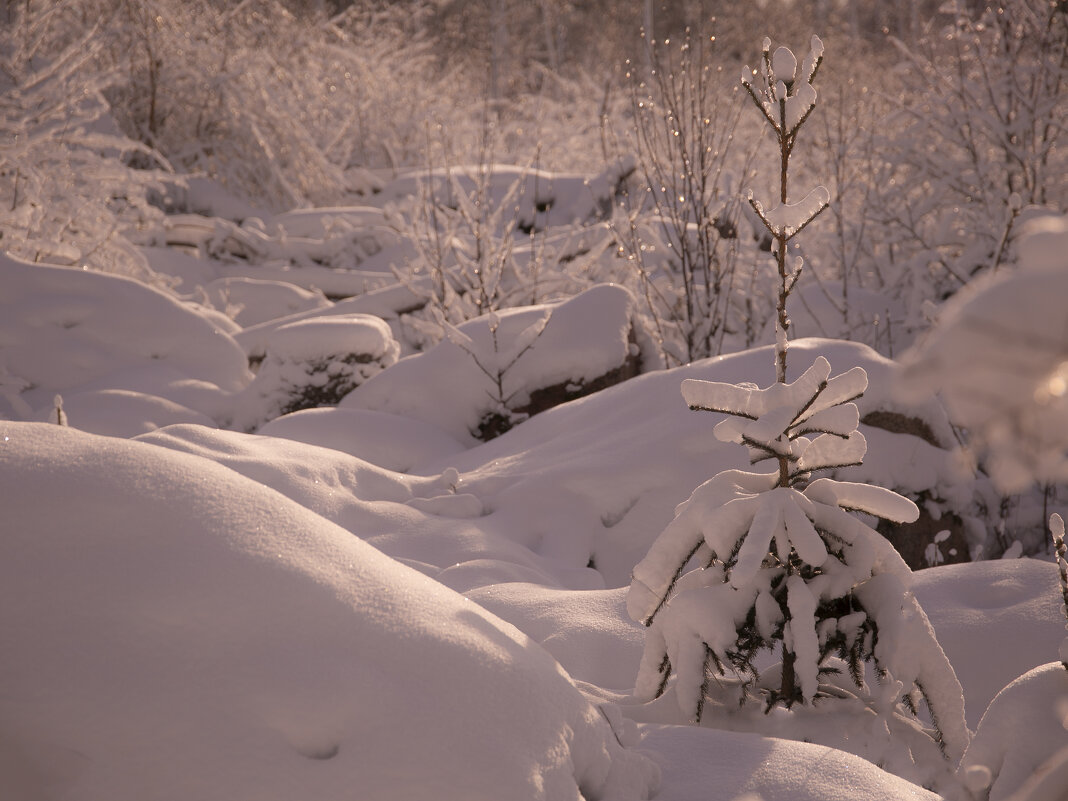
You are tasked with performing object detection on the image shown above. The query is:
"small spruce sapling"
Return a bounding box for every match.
[433,306,553,440]
[627,37,969,766]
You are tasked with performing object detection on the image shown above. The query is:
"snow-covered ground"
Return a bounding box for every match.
[2,180,1068,799]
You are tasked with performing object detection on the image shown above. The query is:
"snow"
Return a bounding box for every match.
[640,725,941,801]
[801,35,825,82]
[1,268,1064,799]
[198,276,331,327]
[257,407,468,473]
[0,253,251,418]
[897,211,1068,491]
[959,663,1068,801]
[230,313,400,432]
[772,46,798,83]
[757,185,831,236]
[0,422,659,801]
[913,558,1066,729]
[786,574,821,701]
[340,283,643,441]
[2,117,1065,796]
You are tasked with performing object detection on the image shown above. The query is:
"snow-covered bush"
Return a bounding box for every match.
[38,0,480,210]
[233,314,400,432]
[628,357,966,760]
[612,26,757,366]
[0,6,167,279]
[392,134,538,328]
[866,0,1068,319]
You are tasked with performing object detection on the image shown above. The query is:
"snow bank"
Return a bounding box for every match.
[133,423,592,591]
[199,276,331,327]
[0,253,251,420]
[637,725,939,801]
[0,421,658,801]
[913,558,1066,728]
[464,584,646,691]
[37,387,215,438]
[258,406,467,472]
[960,662,1068,801]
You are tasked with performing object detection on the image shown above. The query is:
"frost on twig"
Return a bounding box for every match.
[740,35,829,384]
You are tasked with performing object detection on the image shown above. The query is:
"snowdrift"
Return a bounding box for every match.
[0,422,658,801]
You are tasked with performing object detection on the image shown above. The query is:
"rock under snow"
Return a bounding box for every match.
[341,283,647,442]
[232,313,400,431]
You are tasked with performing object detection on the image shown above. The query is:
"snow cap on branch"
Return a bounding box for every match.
[681,356,867,471]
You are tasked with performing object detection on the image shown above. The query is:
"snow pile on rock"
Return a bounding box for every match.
[233,313,400,431]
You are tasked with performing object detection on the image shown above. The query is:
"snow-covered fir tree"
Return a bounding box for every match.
[627,36,970,766]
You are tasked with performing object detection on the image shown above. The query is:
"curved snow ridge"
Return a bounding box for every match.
[0,422,658,801]
[960,662,1068,801]
[637,724,940,801]
[0,253,252,407]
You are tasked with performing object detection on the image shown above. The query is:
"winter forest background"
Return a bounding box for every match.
[3,1,1068,800]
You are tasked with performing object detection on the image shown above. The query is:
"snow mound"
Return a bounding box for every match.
[199,276,331,327]
[36,387,215,438]
[913,558,1066,728]
[0,253,251,419]
[0,421,658,801]
[464,584,646,691]
[960,662,1068,801]
[258,406,467,472]
[638,725,940,801]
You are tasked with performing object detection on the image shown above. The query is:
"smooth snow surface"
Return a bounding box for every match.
[0,253,251,419]
[0,422,658,801]
[960,663,1068,801]
[257,406,468,472]
[638,725,940,801]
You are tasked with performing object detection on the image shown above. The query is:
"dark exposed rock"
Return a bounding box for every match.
[862,410,941,448]
[862,411,971,568]
[877,498,971,570]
